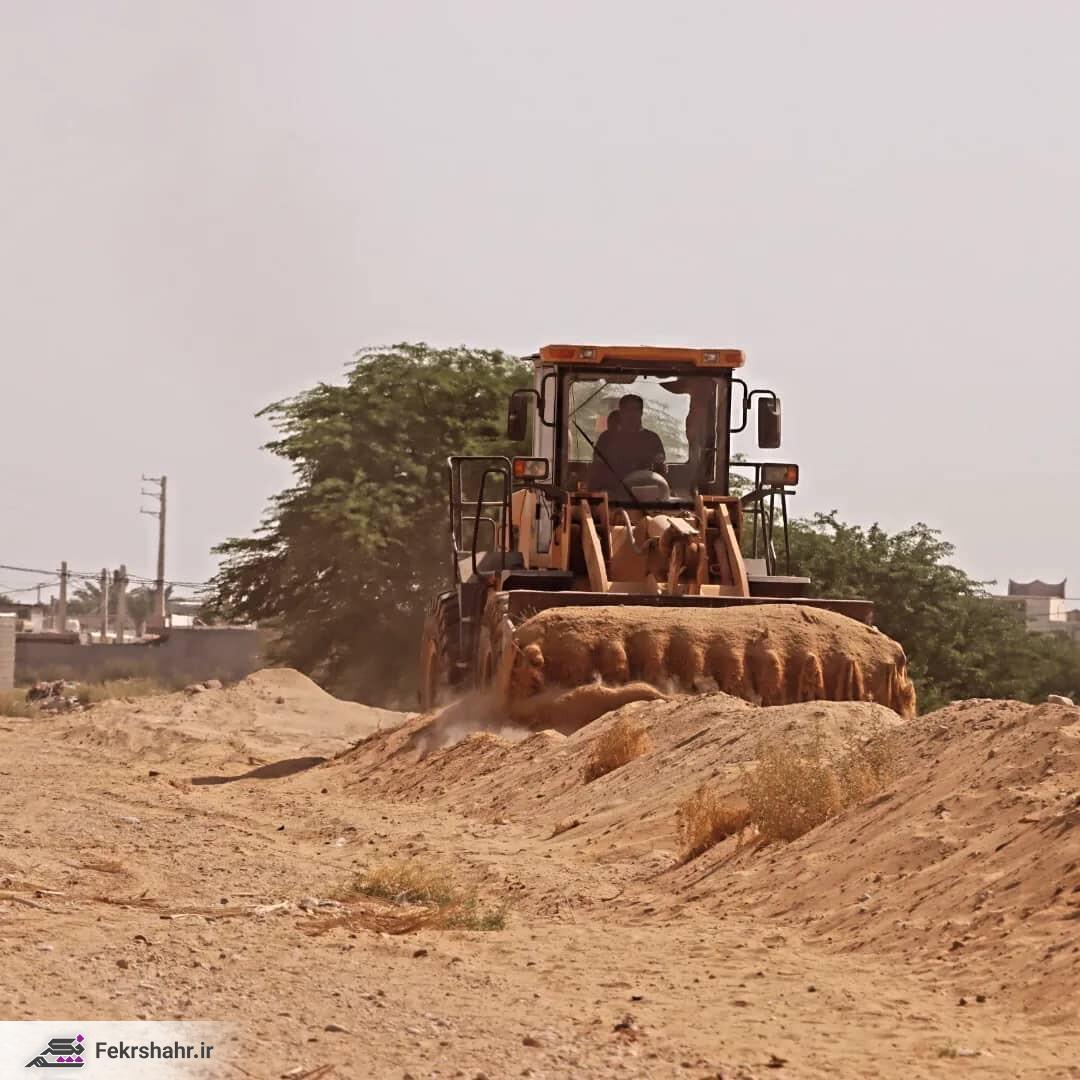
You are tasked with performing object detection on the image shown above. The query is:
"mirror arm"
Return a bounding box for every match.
[730,378,750,432]
[538,371,557,429]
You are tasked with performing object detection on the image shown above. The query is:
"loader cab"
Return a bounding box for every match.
[527,344,754,506]
[558,367,732,504]
[509,344,798,580]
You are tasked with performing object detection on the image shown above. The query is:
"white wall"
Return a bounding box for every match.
[0,613,15,690]
[1024,596,1067,631]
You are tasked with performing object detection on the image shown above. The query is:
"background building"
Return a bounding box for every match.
[995,579,1080,641]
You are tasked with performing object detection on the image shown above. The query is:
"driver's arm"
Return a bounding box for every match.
[586,430,614,489]
[648,431,667,475]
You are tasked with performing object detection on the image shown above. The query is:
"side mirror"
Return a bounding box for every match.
[758,396,781,449]
[507,391,530,441]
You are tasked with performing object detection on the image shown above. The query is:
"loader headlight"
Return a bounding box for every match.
[761,463,799,487]
[513,457,550,481]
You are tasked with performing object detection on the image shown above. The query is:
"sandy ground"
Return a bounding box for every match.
[2,670,1079,1079]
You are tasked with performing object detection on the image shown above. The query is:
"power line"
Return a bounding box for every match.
[0,581,56,596]
[0,562,208,590]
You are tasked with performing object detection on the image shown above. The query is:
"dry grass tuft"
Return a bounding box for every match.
[742,730,900,844]
[347,860,457,907]
[548,817,583,839]
[676,785,752,862]
[583,716,653,782]
[79,859,128,876]
[76,677,171,706]
[0,690,40,718]
[306,906,454,936]
[338,858,507,932]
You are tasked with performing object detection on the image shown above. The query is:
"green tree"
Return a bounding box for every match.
[207,343,529,703]
[789,512,1080,709]
[68,579,169,622]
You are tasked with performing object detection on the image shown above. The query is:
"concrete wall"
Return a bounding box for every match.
[0,614,14,690]
[15,627,272,686]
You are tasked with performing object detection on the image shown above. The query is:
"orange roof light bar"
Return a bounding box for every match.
[538,344,745,369]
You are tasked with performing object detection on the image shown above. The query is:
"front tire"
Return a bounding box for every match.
[418,594,460,710]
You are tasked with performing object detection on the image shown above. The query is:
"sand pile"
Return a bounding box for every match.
[500,604,916,725]
[335,690,904,858]
[334,691,1080,1016]
[52,668,406,770]
[685,697,1080,1017]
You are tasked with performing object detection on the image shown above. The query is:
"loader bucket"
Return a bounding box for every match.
[491,597,916,732]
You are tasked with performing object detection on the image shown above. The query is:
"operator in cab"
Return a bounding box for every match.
[586,393,666,494]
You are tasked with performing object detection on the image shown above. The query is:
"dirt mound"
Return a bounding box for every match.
[52,668,407,771]
[683,697,1080,1018]
[499,604,916,723]
[334,690,902,857]
[11,684,1080,1077]
[332,691,1080,1018]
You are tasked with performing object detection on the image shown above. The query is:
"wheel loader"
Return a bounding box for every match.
[419,344,915,730]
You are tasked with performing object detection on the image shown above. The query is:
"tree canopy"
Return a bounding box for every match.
[69,579,169,623]
[787,513,1080,710]
[208,343,529,702]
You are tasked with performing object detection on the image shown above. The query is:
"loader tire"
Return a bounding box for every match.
[475,592,513,695]
[418,594,461,711]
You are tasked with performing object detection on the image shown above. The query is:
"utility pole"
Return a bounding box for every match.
[99,568,109,644]
[57,561,68,633]
[114,565,128,644]
[141,475,167,631]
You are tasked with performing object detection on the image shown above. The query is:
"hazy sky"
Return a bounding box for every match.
[2,1,1078,601]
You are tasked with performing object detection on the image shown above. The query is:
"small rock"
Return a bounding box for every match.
[116,958,130,969]
[522,1035,541,1047]
[148,770,160,777]
[413,948,428,959]
[35,943,53,952]
[203,679,223,691]
[117,816,141,825]
[958,996,968,1006]
[766,1054,788,1069]
[807,985,816,993]
[324,1023,349,1033]
[275,696,286,705]
[1047,694,1074,706]
[184,683,206,695]
[976,993,987,1003]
